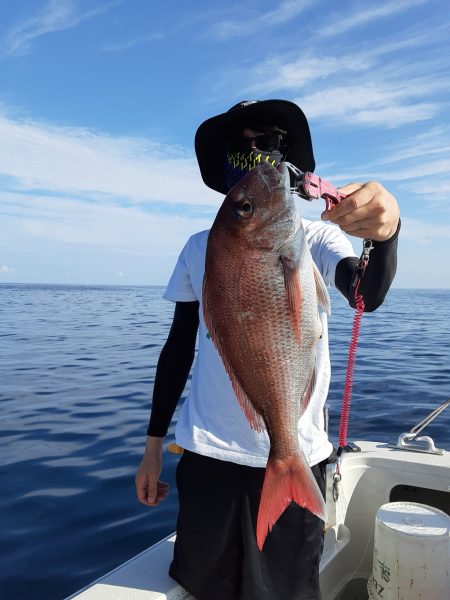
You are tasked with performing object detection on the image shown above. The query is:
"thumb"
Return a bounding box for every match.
[147,478,158,504]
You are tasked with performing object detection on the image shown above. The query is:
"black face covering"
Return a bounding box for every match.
[224,148,284,191]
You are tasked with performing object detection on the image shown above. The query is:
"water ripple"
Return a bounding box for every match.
[0,284,449,599]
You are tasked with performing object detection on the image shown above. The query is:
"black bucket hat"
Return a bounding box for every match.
[195,99,315,194]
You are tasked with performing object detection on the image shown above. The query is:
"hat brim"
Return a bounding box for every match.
[195,99,315,195]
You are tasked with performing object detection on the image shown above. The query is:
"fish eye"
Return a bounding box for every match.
[236,200,254,218]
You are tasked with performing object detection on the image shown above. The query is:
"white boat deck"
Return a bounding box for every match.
[67,441,450,600]
[67,535,193,600]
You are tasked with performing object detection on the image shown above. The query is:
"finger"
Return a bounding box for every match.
[322,185,374,221]
[136,479,152,506]
[339,224,369,240]
[328,204,376,229]
[156,489,169,503]
[340,220,369,235]
[147,480,159,505]
[339,215,384,239]
[147,483,169,506]
[321,200,369,223]
[332,183,367,216]
[337,182,363,196]
[330,202,398,240]
[156,481,169,497]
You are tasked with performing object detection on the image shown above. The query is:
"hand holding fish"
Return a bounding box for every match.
[321,181,400,242]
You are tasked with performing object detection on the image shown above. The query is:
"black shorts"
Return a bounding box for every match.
[169,450,327,600]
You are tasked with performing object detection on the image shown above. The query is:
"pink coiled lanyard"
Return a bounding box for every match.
[288,163,374,503]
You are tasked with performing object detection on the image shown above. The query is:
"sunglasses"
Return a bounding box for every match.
[232,132,286,153]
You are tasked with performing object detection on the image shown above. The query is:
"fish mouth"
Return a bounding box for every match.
[255,161,289,191]
[276,162,290,189]
[276,162,289,176]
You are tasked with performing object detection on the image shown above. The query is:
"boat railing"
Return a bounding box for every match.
[390,398,449,455]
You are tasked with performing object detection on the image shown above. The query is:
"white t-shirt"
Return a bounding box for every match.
[164,219,355,468]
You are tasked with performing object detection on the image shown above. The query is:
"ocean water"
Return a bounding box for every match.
[1,284,449,599]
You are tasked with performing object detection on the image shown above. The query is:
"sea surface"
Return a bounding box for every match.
[1,284,449,599]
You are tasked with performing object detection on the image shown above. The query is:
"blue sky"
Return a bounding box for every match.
[0,0,449,287]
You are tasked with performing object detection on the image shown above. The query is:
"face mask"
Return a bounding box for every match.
[224,148,284,191]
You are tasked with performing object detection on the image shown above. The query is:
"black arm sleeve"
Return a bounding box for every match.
[335,220,400,312]
[146,300,199,437]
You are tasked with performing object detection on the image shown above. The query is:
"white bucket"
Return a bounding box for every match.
[367,501,449,600]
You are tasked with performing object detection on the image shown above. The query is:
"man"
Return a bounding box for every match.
[135,100,400,600]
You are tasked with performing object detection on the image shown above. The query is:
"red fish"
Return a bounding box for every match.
[203,161,329,550]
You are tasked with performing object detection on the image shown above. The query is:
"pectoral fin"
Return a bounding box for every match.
[313,262,331,315]
[301,363,316,414]
[280,256,302,343]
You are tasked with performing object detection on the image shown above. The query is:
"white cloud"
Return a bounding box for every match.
[320,125,450,203]
[372,158,450,182]
[2,0,117,57]
[0,265,16,273]
[116,270,125,277]
[372,126,450,166]
[0,109,222,284]
[366,23,450,59]
[352,103,438,128]
[0,191,212,283]
[212,0,312,40]
[214,37,447,129]
[1,192,211,255]
[400,216,450,244]
[318,0,427,38]
[102,32,164,52]
[240,54,368,96]
[401,180,450,199]
[0,113,221,208]
[293,79,442,127]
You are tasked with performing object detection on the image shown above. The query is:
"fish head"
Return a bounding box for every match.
[212,161,298,251]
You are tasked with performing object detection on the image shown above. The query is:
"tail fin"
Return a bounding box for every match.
[256,452,327,551]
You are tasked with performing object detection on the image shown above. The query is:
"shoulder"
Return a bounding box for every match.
[181,229,210,261]
[164,230,210,302]
[187,229,210,248]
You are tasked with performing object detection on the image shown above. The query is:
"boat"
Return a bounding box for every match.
[67,401,450,600]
